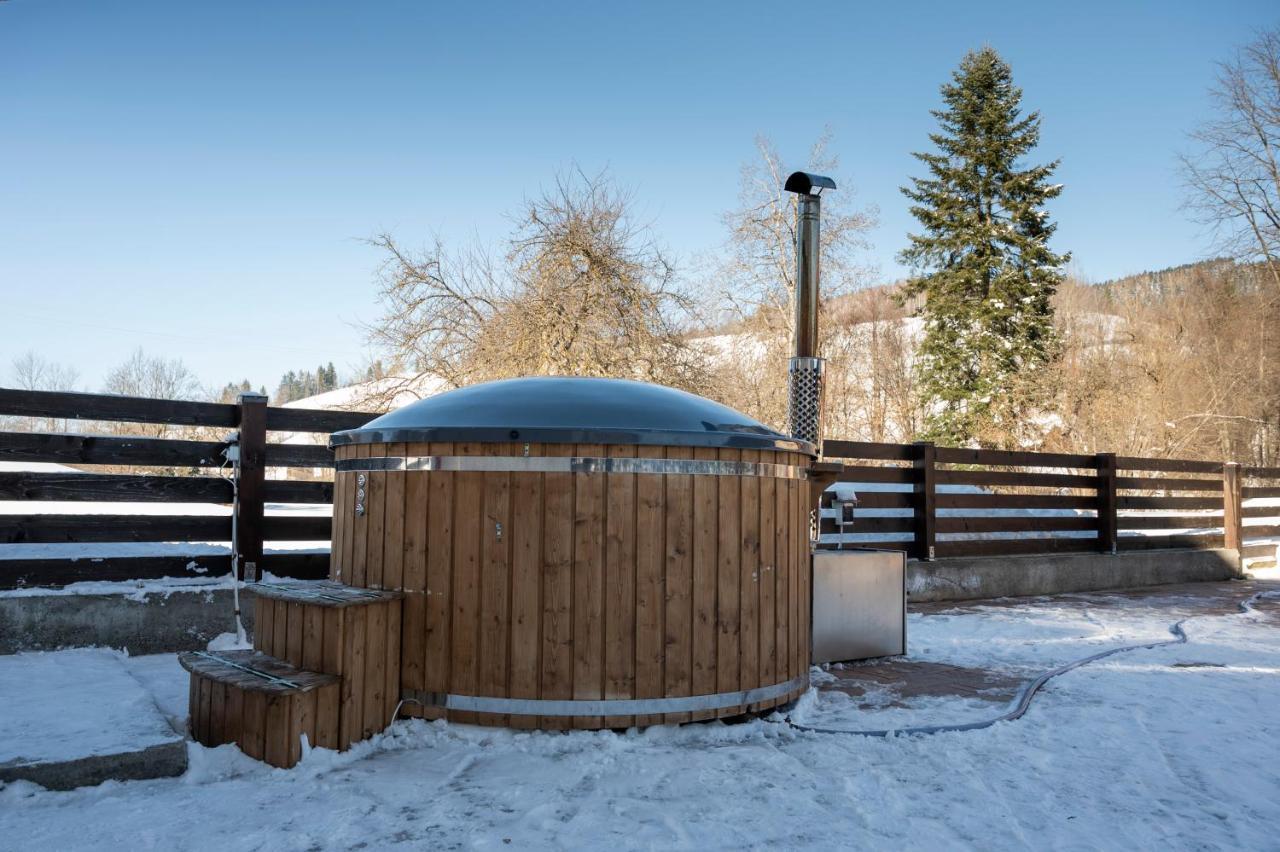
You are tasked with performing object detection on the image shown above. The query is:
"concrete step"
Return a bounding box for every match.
[0,648,187,790]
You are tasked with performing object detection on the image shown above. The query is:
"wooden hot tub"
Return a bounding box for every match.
[328,377,816,729]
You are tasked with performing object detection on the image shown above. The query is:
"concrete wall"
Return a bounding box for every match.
[0,588,256,655]
[907,548,1242,603]
[0,549,1243,652]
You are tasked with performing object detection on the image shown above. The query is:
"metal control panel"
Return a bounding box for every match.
[812,549,907,664]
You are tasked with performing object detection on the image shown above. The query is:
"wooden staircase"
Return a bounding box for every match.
[180,580,403,768]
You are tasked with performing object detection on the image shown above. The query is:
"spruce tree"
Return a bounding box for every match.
[899,47,1068,446]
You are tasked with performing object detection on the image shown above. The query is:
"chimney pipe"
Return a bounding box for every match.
[783,171,835,452]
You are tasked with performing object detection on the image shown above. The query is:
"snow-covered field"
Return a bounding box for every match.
[3,582,1278,850]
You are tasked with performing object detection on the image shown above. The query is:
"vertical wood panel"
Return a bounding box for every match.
[363,444,388,590]
[690,447,718,722]
[479,444,513,726]
[315,683,339,750]
[330,450,348,582]
[303,604,324,672]
[603,444,637,729]
[422,442,454,719]
[663,446,693,724]
[263,694,290,767]
[634,445,665,727]
[715,450,741,717]
[272,599,288,659]
[508,448,543,730]
[286,601,304,667]
[758,453,776,706]
[572,444,605,729]
[341,605,367,749]
[322,607,344,676]
[241,690,266,760]
[387,601,404,730]
[293,690,316,763]
[768,460,788,680]
[540,444,574,731]
[255,593,274,654]
[739,450,760,694]
[224,680,244,749]
[363,601,387,737]
[400,443,430,696]
[450,445,483,726]
[350,444,371,587]
[340,447,356,582]
[382,442,407,590]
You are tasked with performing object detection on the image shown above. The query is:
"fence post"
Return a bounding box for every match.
[1096,452,1117,555]
[234,392,268,582]
[913,441,936,561]
[1223,462,1243,573]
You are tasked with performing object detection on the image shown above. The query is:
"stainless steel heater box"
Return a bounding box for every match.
[811,549,907,663]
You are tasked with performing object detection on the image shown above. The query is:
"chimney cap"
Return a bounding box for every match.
[784,172,837,195]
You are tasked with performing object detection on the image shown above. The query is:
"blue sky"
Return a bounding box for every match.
[2,1,1276,392]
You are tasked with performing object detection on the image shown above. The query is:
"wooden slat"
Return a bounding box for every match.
[540,443,574,731]
[449,444,483,726]
[823,440,916,461]
[756,451,776,712]
[1115,476,1223,492]
[1118,534,1225,551]
[934,515,1097,534]
[572,444,605,729]
[362,601,387,737]
[834,465,917,484]
[738,448,760,706]
[1244,487,1280,498]
[936,469,1099,490]
[341,605,367,749]
[1117,457,1223,474]
[1243,524,1280,538]
[1243,505,1280,518]
[1118,496,1224,511]
[264,407,378,433]
[422,441,454,719]
[241,690,266,761]
[938,493,1097,510]
[690,446,717,723]
[479,444,513,727]
[349,445,370,586]
[634,445,665,727]
[818,515,917,535]
[263,480,333,504]
[1119,515,1223,530]
[937,537,1099,557]
[382,442,407,589]
[263,443,333,468]
[774,459,790,691]
[663,445,693,724]
[385,598,402,728]
[509,447,543,730]
[263,694,291,768]
[0,471,230,502]
[0,514,229,543]
[364,438,387,588]
[0,431,228,468]
[815,540,911,552]
[314,682,339,751]
[0,551,328,590]
[933,446,1097,469]
[603,444,636,729]
[851,491,916,509]
[261,516,331,541]
[0,387,237,427]
[1242,466,1280,478]
[715,448,740,719]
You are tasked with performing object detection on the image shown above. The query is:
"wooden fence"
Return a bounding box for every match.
[0,388,377,588]
[821,440,1280,564]
[1,387,1276,589]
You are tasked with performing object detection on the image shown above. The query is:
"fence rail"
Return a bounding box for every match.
[0,387,378,588]
[821,439,1278,566]
[1,388,1276,589]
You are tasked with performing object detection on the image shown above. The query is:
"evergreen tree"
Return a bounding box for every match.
[899,47,1068,446]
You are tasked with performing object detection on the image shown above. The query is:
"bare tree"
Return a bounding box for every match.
[1182,27,1280,289]
[367,168,708,397]
[703,134,881,437]
[11,351,79,392]
[104,348,202,401]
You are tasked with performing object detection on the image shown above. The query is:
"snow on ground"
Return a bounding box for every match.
[2,584,1278,850]
[0,649,180,766]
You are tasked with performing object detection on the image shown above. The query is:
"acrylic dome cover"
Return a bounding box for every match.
[329,376,814,455]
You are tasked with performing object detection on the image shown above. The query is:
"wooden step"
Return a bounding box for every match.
[179,650,339,769]
[250,579,404,750]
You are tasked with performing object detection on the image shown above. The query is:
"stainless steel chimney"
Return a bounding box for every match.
[783,171,835,451]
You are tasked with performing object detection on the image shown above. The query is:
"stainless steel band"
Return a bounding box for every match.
[400,673,809,717]
[337,455,810,480]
